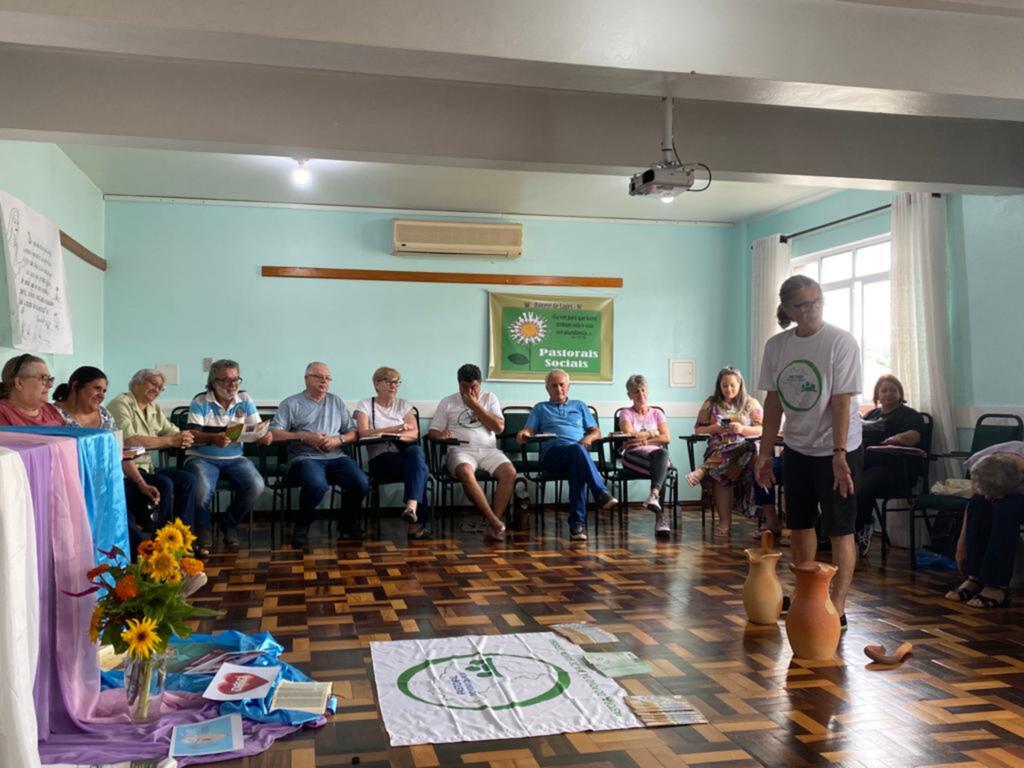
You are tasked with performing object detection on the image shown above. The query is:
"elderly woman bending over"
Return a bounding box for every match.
[619,374,673,539]
[945,441,1024,609]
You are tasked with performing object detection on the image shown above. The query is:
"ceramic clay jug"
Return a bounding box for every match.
[742,531,783,624]
[785,561,841,660]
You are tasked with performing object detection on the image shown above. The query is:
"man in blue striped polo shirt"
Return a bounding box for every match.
[184,358,272,547]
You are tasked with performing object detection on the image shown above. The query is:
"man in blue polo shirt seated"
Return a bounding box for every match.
[184,358,272,548]
[516,369,617,541]
[270,361,369,546]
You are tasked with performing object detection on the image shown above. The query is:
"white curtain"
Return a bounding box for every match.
[890,192,956,473]
[750,235,791,396]
[0,448,40,768]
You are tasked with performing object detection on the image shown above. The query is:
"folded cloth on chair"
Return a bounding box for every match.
[929,478,974,497]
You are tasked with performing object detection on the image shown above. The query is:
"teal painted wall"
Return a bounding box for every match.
[0,141,105,381]
[104,199,747,491]
[949,194,1024,407]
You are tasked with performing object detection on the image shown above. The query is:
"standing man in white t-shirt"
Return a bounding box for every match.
[756,275,863,628]
[428,364,515,542]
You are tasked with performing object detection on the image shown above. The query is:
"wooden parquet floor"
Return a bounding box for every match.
[193,507,1024,768]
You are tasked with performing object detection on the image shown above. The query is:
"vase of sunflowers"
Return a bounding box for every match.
[74,519,219,724]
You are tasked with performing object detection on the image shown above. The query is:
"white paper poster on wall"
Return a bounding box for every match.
[0,190,73,354]
[370,631,642,746]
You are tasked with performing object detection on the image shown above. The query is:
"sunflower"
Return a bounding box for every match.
[154,524,185,552]
[169,518,197,552]
[121,616,161,659]
[508,312,547,346]
[180,557,205,576]
[137,540,158,558]
[89,605,103,643]
[145,549,179,582]
[114,574,138,601]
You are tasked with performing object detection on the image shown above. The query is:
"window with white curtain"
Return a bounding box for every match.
[791,235,892,391]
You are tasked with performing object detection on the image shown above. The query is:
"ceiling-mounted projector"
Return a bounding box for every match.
[628,97,711,200]
[629,163,696,197]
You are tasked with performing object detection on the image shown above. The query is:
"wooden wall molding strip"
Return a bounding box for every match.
[60,231,107,271]
[262,266,622,288]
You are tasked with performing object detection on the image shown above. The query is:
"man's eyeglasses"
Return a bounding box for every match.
[789,297,824,312]
[22,374,55,386]
[306,374,332,383]
[215,377,243,385]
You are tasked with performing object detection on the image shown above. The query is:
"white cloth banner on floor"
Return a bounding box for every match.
[0,189,73,353]
[371,632,642,746]
[0,448,41,768]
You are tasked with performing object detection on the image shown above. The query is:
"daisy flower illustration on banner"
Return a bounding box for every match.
[507,311,547,368]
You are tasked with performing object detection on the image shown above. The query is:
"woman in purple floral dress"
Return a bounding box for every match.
[687,366,763,537]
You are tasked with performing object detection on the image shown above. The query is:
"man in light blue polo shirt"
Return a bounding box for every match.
[185,358,272,548]
[270,362,369,546]
[516,369,617,541]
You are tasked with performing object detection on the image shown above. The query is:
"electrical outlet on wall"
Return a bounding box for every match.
[202,357,213,372]
[669,358,696,387]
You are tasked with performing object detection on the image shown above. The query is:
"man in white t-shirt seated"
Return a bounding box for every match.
[427,364,515,542]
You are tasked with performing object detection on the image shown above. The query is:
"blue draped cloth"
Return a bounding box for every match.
[0,426,129,563]
[101,631,337,726]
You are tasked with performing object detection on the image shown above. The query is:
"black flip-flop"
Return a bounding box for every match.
[966,587,1010,609]
[945,578,983,603]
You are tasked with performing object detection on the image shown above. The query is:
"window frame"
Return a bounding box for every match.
[790,233,892,386]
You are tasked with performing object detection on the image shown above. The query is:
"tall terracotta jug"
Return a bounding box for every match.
[742,531,783,624]
[785,561,841,660]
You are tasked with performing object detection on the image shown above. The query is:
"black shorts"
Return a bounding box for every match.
[782,446,863,537]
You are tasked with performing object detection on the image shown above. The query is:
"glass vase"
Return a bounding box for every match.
[124,651,169,724]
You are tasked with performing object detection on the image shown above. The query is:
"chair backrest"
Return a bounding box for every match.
[970,413,1024,453]
[613,405,667,432]
[169,405,190,430]
[917,412,934,454]
[499,406,532,452]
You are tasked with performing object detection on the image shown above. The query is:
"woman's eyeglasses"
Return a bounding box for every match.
[790,297,823,312]
[377,379,401,386]
[21,374,55,386]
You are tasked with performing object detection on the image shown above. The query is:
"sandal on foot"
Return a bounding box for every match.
[713,525,731,537]
[484,524,506,542]
[945,578,983,603]
[966,587,1010,609]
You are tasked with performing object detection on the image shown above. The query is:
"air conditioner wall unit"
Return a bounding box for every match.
[393,219,523,258]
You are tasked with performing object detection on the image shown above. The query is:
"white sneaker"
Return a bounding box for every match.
[644,490,661,512]
[654,511,670,538]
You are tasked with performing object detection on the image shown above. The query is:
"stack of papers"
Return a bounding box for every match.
[583,651,652,677]
[550,622,617,645]
[624,695,707,727]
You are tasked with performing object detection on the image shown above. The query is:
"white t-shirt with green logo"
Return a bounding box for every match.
[758,323,862,456]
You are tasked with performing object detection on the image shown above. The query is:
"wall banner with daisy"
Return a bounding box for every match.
[488,292,613,382]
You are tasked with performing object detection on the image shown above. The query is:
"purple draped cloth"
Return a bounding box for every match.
[0,432,317,766]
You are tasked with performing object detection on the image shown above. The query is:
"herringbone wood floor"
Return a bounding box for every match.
[194,506,1024,768]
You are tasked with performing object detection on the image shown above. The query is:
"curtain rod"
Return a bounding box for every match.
[779,192,941,244]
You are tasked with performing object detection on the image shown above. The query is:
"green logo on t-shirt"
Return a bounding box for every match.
[776,359,823,412]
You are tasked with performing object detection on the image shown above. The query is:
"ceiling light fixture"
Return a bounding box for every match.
[291,159,311,186]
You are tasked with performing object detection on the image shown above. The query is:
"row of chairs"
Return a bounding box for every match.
[165,403,682,542]
[680,411,1023,566]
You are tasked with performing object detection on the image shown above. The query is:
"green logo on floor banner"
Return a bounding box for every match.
[396,653,570,710]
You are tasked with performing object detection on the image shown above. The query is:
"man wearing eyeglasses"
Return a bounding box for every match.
[184,358,272,547]
[269,362,369,546]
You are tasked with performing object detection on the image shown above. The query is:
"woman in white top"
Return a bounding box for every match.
[354,366,431,539]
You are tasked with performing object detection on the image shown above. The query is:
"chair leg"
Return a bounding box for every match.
[909,507,917,571]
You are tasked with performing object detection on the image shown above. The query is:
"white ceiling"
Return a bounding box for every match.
[59,145,837,224]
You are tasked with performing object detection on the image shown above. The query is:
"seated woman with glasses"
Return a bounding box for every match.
[354,367,431,540]
[0,353,65,426]
[52,365,171,552]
